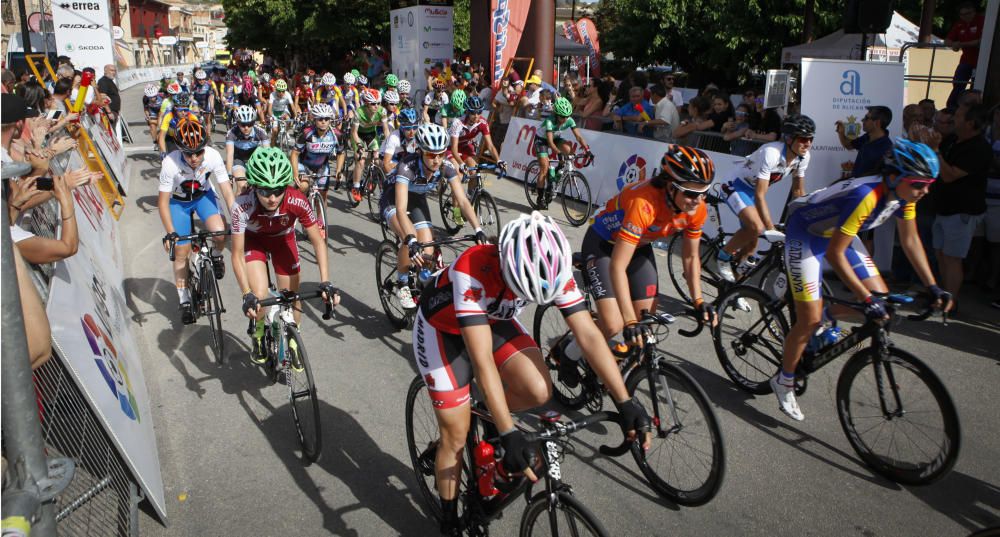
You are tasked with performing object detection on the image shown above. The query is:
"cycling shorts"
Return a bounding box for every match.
[413,309,536,409]
[580,227,659,301]
[169,192,220,246]
[244,232,301,276]
[784,221,879,302]
[232,158,247,172]
[380,187,432,229]
[355,130,382,152]
[724,179,757,216]
[297,163,332,189]
[450,142,477,161]
[533,136,565,158]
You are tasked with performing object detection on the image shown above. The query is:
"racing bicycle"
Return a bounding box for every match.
[167,228,229,365]
[522,152,594,227]
[349,146,385,220]
[439,161,505,239]
[298,170,334,239]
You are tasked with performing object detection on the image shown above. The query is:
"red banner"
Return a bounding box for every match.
[490,0,531,89]
[575,17,601,79]
[561,21,587,74]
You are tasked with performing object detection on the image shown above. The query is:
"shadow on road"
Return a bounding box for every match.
[907,471,1000,533]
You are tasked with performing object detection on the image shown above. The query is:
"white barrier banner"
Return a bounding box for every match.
[51,0,115,72]
[46,183,167,522]
[117,64,197,91]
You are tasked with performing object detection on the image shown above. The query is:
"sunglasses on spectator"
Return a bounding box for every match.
[672,183,709,200]
[901,176,935,188]
[735,111,749,116]
[257,187,286,198]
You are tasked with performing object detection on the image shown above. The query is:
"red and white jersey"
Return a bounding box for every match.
[230,187,316,237]
[448,116,490,147]
[420,244,587,335]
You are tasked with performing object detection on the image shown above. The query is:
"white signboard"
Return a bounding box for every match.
[46,183,166,522]
[112,25,124,40]
[158,35,178,46]
[390,5,454,94]
[51,0,115,71]
[764,69,791,110]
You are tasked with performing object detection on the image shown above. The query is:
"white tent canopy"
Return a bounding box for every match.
[782,12,942,64]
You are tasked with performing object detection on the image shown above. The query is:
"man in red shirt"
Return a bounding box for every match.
[945,2,984,109]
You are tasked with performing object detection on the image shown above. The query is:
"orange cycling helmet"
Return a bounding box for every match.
[660,144,715,185]
[174,118,208,153]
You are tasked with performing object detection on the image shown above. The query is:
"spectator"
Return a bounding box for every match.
[659,72,684,108]
[918,98,937,127]
[744,100,781,142]
[97,64,121,126]
[642,84,679,142]
[519,76,542,119]
[705,94,733,132]
[50,78,73,114]
[944,2,984,109]
[836,105,893,177]
[531,68,557,94]
[742,89,757,107]
[721,103,752,142]
[1,69,15,93]
[902,104,922,135]
[538,89,555,119]
[673,96,711,141]
[985,107,1000,307]
[573,78,610,131]
[7,174,80,264]
[612,86,654,136]
[933,108,958,152]
[924,103,992,314]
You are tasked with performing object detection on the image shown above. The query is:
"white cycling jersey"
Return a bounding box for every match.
[269,92,294,116]
[380,129,418,158]
[159,147,230,197]
[722,141,810,187]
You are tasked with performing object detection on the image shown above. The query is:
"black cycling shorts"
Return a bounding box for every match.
[580,227,659,301]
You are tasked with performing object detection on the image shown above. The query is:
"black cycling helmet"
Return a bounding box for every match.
[465,96,485,113]
[781,114,816,137]
[660,144,715,185]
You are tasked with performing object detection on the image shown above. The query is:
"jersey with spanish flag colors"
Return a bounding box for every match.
[419,244,588,335]
[590,180,707,246]
[786,174,915,238]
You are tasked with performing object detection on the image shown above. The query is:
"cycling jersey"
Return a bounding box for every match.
[341,85,359,112]
[315,86,342,107]
[355,105,388,134]
[269,91,294,117]
[590,180,707,246]
[159,108,202,136]
[231,187,316,238]
[192,81,214,110]
[226,125,270,163]
[380,130,418,159]
[143,94,165,118]
[294,126,339,170]
[258,81,273,101]
[389,151,458,195]
[448,116,490,158]
[420,244,587,335]
[235,93,260,109]
[535,116,577,140]
[159,147,229,200]
[295,86,314,105]
[424,90,449,111]
[724,141,810,188]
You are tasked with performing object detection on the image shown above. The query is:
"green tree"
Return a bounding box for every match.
[453,0,470,52]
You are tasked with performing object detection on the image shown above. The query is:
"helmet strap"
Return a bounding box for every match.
[665,182,683,213]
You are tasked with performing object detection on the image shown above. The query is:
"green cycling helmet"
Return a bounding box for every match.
[351,69,360,77]
[385,73,398,87]
[274,79,288,92]
[450,89,467,106]
[245,147,293,189]
[554,97,573,117]
[248,69,257,81]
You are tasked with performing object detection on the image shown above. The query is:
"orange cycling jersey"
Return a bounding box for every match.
[590,180,707,245]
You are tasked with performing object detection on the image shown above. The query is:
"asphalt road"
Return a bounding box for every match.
[119,86,1000,537]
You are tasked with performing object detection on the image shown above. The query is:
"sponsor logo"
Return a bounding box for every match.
[577,20,600,73]
[408,12,414,27]
[546,440,562,479]
[841,114,862,140]
[424,7,448,17]
[585,259,607,298]
[82,312,140,421]
[562,278,577,293]
[424,373,435,388]
[787,238,804,294]
[616,154,646,191]
[415,316,429,368]
[491,0,510,85]
[425,26,450,32]
[623,221,642,236]
[462,286,484,302]
[58,2,100,10]
[78,45,105,51]
[59,23,102,29]
[840,70,862,96]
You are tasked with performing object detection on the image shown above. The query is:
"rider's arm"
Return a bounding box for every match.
[214,169,236,217]
[681,233,706,304]
[571,127,589,152]
[290,148,301,183]
[609,240,640,325]
[564,310,630,403]
[394,180,417,239]
[836,122,853,149]
[382,152,396,174]
[158,192,175,234]
[303,222,330,282]
[482,132,500,161]
[351,120,362,145]
[449,175,482,230]
[896,210,938,288]
[230,232,251,295]
[460,322,516,434]
[380,114,391,139]
[225,142,235,174]
[825,230,872,301]
[754,178,775,230]
[791,173,806,199]
[546,130,559,153]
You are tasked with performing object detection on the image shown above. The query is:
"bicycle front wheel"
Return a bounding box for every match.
[837,346,960,485]
[519,490,609,537]
[532,304,591,410]
[713,285,788,394]
[560,171,592,227]
[627,361,725,506]
[437,181,462,235]
[285,327,322,463]
[523,160,542,210]
[405,375,444,520]
[473,190,501,240]
[310,191,328,240]
[376,240,410,329]
[367,166,385,223]
[202,264,226,365]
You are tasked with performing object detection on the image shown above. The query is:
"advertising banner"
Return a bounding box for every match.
[46,182,166,522]
[490,0,532,89]
[561,21,587,73]
[763,69,791,110]
[574,17,601,79]
[390,4,454,94]
[499,117,767,236]
[51,0,115,71]
[391,6,421,89]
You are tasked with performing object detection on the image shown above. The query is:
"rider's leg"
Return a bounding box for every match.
[172,243,192,303]
[537,152,550,191]
[781,299,823,376]
[499,348,553,411]
[274,272,302,324]
[352,145,365,189]
[433,404,471,504]
[463,156,479,194]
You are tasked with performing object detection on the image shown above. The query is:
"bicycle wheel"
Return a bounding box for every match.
[438,181,462,235]
[405,375,444,520]
[310,191,328,239]
[202,264,226,365]
[376,240,410,329]
[533,304,591,410]
[713,285,788,394]
[285,326,322,463]
[665,234,722,305]
[519,490,609,537]
[836,346,960,485]
[560,171,592,227]
[627,361,725,506]
[367,166,385,223]
[523,160,542,210]
[473,190,501,240]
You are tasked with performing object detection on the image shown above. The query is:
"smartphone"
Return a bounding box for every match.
[35,177,54,191]
[46,110,63,120]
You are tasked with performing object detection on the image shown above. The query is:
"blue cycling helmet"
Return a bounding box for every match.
[465,96,485,113]
[883,138,939,184]
[399,107,418,127]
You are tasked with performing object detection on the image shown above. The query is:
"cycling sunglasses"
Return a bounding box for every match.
[181,149,205,157]
[238,122,254,127]
[424,150,447,159]
[400,125,418,132]
[257,187,286,198]
[901,176,935,188]
[672,182,709,200]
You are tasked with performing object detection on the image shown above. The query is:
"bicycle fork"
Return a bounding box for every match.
[871,331,905,420]
[646,356,682,438]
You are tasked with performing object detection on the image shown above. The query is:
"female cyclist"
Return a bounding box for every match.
[533,97,591,208]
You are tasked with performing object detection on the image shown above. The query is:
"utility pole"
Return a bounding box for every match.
[18,0,32,54]
[918,0,935,43]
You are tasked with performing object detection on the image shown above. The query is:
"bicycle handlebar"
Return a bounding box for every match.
[516,411,631,457]
[824,292,941,323]
[415,234,478,249]
[167,230,230,261]
[257,288,335,320]
[631,308,705,338]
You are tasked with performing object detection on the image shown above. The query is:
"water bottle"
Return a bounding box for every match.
[418,268,434,285]
[474,440,500,497]
[806,326,843,354]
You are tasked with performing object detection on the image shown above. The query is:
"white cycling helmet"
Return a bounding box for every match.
[260,73,271,83]
[416,123,449,152]
[357,74,369,86]
[498,211,574,304]
[322,72,336,86]
[361,89,380,104]
[310,103,336,119]
[398,79,411,94]
[166,81,182,95]
[233,84,243,95]
[144,84,159,97]
[195,69,207,80]
[383,89,400,105]
[342,72,356,85]
[235,105,257,124]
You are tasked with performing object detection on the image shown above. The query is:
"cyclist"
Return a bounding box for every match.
[533,97,592,208]
[775,139,949,421]
[380,107,420,174]
[258,72,273,102]
[381,73,399,95]
[291,103,341,208]
[143,84,165,145]
[397,79,413,108]
[226,105,270,195]
[294,74,315,112]
[716,114,815,282]
[350,89,391,203]
[175,70,190,93]
[380,123,483,309]
[448,95,502,197]
[383,89,401,129]
[234,79,266,127]
[422,78,449,124]
[414,211,652,536]
[231,147,339,366]
[157,81,183,125]
[439,89,466,129]
[158,92,201,157]
[340,71,359,119]
[317,72,346,119]
[159,119,236,324]
[268,79,298,143]
[191,69,216,130]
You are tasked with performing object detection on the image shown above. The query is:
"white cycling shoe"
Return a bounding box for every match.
[717,257,736,283]
[770,375,804,421]
[396,284,417,309]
